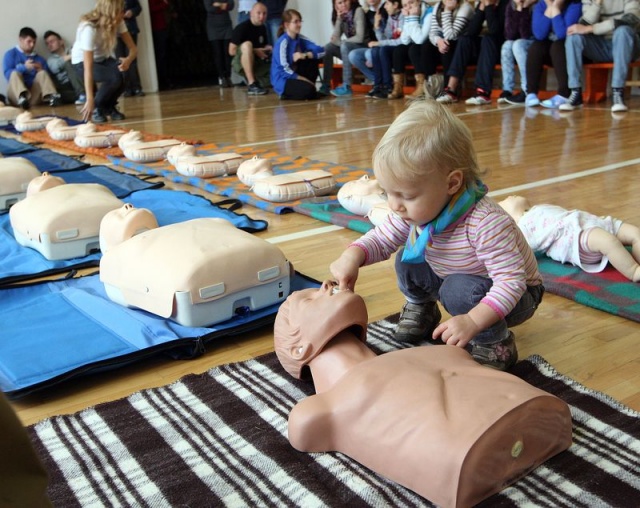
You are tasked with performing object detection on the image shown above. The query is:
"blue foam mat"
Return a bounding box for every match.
[0,272,319,396]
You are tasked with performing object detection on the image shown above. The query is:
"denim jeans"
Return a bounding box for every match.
[395,250,544,344]
[266,18,281,47]
[566,25,640,89]
[323,41,364,86]
[501,38,533,93]
[349,47,375,81]
[372,45,395,88]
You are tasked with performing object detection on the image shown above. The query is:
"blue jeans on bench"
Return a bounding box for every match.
[566,25,640,90]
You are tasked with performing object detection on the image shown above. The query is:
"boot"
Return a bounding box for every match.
[407,73,426,101]
[388,73,405,99]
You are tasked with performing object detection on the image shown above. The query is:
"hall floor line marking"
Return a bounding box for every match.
[264,156,640,244]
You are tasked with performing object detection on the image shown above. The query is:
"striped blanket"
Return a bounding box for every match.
[28,317,640,507]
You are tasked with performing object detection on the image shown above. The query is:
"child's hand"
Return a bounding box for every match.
[432,314,481,348]
[329,247,365,291]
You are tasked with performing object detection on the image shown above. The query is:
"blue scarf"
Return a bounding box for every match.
[401,180,488,264]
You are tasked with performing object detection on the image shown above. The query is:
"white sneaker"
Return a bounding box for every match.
[465,94,491,105]
[525,93,540,107]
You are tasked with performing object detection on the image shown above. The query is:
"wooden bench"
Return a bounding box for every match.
[324,61,640,103]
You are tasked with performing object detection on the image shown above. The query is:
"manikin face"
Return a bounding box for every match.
[285,15,302,36]
[497,195,530,222]
[274,281,368,378]
[44,35,63,53]
[18,36,36,54]
[376,170,460,226]
[251,4,268,25]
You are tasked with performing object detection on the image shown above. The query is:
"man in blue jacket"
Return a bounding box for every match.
[3,27,61,109]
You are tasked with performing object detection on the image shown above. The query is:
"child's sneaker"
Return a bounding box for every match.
[497,90,512,104]
[317,84,331,97]
[465,88,491,105]
[436,87,458,104]
[331,84,353,97]
[525,93,540,107]
[559,88,583,111]
[365,86,379,98]
[540,94,567,109]
[466,331,518,371]
[372,86,390,99]
[394,301,442,344]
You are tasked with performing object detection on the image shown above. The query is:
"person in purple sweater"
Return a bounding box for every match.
[516,0,581,108]
[329,101,544,371]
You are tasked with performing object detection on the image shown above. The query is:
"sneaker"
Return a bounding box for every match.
[18,95,30,110]
[505,92,526,106]
[123,89,134,97]
[109,106,125,121]
[365,86,379,98]
[132,88,146,97]
[497,90,512,104]
[436,87,458,104]
[247,82,268,95]
[92,108,107,124]
[372,86,389,100]
[218,77,232,89]
[330,84,352,97]
[317,84,331,97]
[525,93,540,107]
[465,88,491,105]
[47,93,62,107]
[425,74,444,99]
[394,301,442,344]
[559,88,583,111]
[540,94,567,109]
[466,330,518,371]
[611,88,628,112]
[75,94,87,105]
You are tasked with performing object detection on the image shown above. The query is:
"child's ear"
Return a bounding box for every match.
[447,169,464,195]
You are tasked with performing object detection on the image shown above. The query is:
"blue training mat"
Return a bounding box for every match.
[0,189,268,285]
[50,166,163,198]
[0,272,319,397]
[8,148,89,171]
[0,138,37,155]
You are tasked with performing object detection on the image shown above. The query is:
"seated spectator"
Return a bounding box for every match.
[497,0,534,106]
[348,0,385,85]
[321,0,366,97]
[561,0,640,112]
[2,27,61,109]
[437,0,504,105]
[43,30,87,105]
[509,0,581,108]
[71,0,138,123]
[271,8,325,99]
[396,0,435,100]
[229,1,272,95]
[119,0,145,96]
[427,0,474,104]
[367,0,405,99]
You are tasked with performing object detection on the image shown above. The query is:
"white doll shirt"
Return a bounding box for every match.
[517,204,622,273]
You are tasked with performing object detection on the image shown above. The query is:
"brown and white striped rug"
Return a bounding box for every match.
[28,317,640,507]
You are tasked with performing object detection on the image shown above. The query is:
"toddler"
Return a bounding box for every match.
[330,101,544,370]
[499,195,640,281]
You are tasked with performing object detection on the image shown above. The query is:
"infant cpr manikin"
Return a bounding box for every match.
[9,183,124,260]
[99,216,292,327]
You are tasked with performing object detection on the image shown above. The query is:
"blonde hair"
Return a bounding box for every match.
[372,101,482,185]
[81,0,124,55]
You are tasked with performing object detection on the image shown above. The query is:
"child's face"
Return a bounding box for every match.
[377,170,455,226]
[384,0,401,15]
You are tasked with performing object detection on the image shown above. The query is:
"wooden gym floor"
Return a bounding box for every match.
[8,84,640,424]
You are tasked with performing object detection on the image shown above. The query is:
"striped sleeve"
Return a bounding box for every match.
[351,213,410,264]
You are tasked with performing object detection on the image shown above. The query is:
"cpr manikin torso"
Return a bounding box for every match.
[274,285,573,508]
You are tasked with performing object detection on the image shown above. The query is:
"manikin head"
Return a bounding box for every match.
[274,281,369,379]
[497,195,531,223]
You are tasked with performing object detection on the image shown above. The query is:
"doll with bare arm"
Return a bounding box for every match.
[274,281,572,507]
[498,195,640,282]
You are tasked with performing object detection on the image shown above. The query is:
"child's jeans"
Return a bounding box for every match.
[395,250,544,345]
[501,38,533,93]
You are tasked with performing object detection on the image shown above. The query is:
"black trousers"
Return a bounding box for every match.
[447,34,503,92]
[282,59,320,100]
[526,39,569,97]
[423,39,458,78]
[73,58,124,111]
